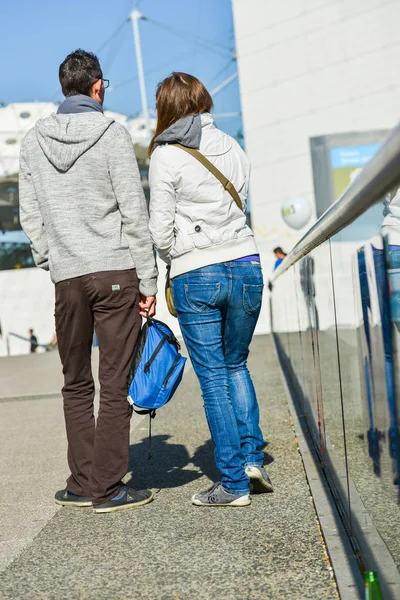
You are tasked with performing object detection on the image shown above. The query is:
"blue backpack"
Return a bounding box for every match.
[127,317,186,457]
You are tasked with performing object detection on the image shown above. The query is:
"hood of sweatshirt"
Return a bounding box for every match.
[154,112,232,157]
[155,113,202,149]
[57,94,103,115]
[35,112,114,172]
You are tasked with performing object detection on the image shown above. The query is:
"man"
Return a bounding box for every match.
[29,328,38,353]
[273,246,287,271]
[19,50,157,513]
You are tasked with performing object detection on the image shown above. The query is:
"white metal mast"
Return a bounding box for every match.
[210,72,238,97]
[129,6,151,141]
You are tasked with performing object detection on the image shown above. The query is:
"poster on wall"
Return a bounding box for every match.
[330,144,382,200]
[310,131,388,242]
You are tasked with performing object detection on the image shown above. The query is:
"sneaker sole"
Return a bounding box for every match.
[93,491,154,513]
[192,495,251,507]
[55,499,92,507]
[246,467,274,493]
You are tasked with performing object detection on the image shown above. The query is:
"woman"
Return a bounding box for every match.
[149,72,273,506]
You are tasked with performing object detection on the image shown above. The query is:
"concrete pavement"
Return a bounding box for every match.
[0,336,338,599]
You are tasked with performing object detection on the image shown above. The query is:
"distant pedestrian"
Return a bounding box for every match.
[273,247,287,271]
[149,72,273,507]
[29,328,38,353]
[19,49,157,513]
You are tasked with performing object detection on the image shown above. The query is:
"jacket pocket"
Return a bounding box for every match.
[243,284,264,314]
[188,221,212,249]
[171,228,195,257]
[184,283,220,313]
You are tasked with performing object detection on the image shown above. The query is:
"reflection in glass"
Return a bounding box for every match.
[271,225,400,572]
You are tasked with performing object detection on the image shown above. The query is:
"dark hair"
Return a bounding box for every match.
[273,247,286,255]
[59,49,102,97]
[149,72,213,155]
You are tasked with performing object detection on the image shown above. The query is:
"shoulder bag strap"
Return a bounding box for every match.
[170,143,243,212]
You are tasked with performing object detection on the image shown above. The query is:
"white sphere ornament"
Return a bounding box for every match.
[281,196,312,230]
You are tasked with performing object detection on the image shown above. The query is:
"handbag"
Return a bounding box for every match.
[165,264,176,317]
[164,143,244,317]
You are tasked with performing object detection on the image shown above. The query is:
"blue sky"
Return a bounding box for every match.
[0,0,242,138]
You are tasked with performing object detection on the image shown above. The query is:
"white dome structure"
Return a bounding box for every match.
[0,101,155,177]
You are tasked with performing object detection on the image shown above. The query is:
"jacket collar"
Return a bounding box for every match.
[200,113,215,129]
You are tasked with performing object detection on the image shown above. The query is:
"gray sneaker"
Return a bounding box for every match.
[245,466,274,493]
[192,482,251,507]
[55,488,92,507]
[93,487,154,513]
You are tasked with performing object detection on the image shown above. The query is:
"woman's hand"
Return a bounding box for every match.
[139,295,157,317]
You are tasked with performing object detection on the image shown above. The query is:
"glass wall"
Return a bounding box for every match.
[271,213,400,592]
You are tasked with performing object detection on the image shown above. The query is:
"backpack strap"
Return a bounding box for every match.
[170,143,243,212]
[148,410,156,460]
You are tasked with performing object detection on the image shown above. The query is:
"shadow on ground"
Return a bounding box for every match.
[126,433,275,492]
[126,434,203,489]
[191,438,274,483]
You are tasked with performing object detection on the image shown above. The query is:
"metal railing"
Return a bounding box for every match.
[6,332,55,355]
[271,121,400,282]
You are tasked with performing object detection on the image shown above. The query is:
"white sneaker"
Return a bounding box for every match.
[192,482,251,506]
[245,466,274,493]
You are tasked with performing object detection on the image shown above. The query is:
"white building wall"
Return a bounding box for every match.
[0,260,180,358]
[0,268,54,357]
[232,0,400,332]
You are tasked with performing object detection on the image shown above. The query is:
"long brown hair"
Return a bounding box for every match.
[148,72,213,155]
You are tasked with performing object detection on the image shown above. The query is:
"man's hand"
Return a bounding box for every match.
[139,295,157,318]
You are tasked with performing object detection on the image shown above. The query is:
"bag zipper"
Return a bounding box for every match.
[151,319,181,350]
[143,336,166,373]
[163,355,181,388]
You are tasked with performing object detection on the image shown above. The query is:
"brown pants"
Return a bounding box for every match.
[55,269,142,505]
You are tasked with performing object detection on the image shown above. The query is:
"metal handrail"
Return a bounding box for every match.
[7,332,54,354]
[271,121,400,282]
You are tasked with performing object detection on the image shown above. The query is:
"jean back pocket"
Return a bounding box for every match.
[184,283,221,313]
[243,283,264,314]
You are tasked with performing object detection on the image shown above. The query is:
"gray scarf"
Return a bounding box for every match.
[155,113,201,149]
[57,95,103,115]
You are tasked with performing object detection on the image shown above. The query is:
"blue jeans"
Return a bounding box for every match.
[172,261,265,494]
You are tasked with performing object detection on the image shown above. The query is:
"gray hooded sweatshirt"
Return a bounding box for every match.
[19,110,158,295]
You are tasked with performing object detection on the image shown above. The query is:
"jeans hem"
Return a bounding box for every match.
[222,485,250,495]
[244,462,264,468]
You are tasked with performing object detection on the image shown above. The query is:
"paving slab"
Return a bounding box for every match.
[0,336,338,599]
[0,348,99,399]
[0,349,144,573]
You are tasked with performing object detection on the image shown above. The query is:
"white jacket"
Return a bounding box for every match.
[149,113,258,278]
